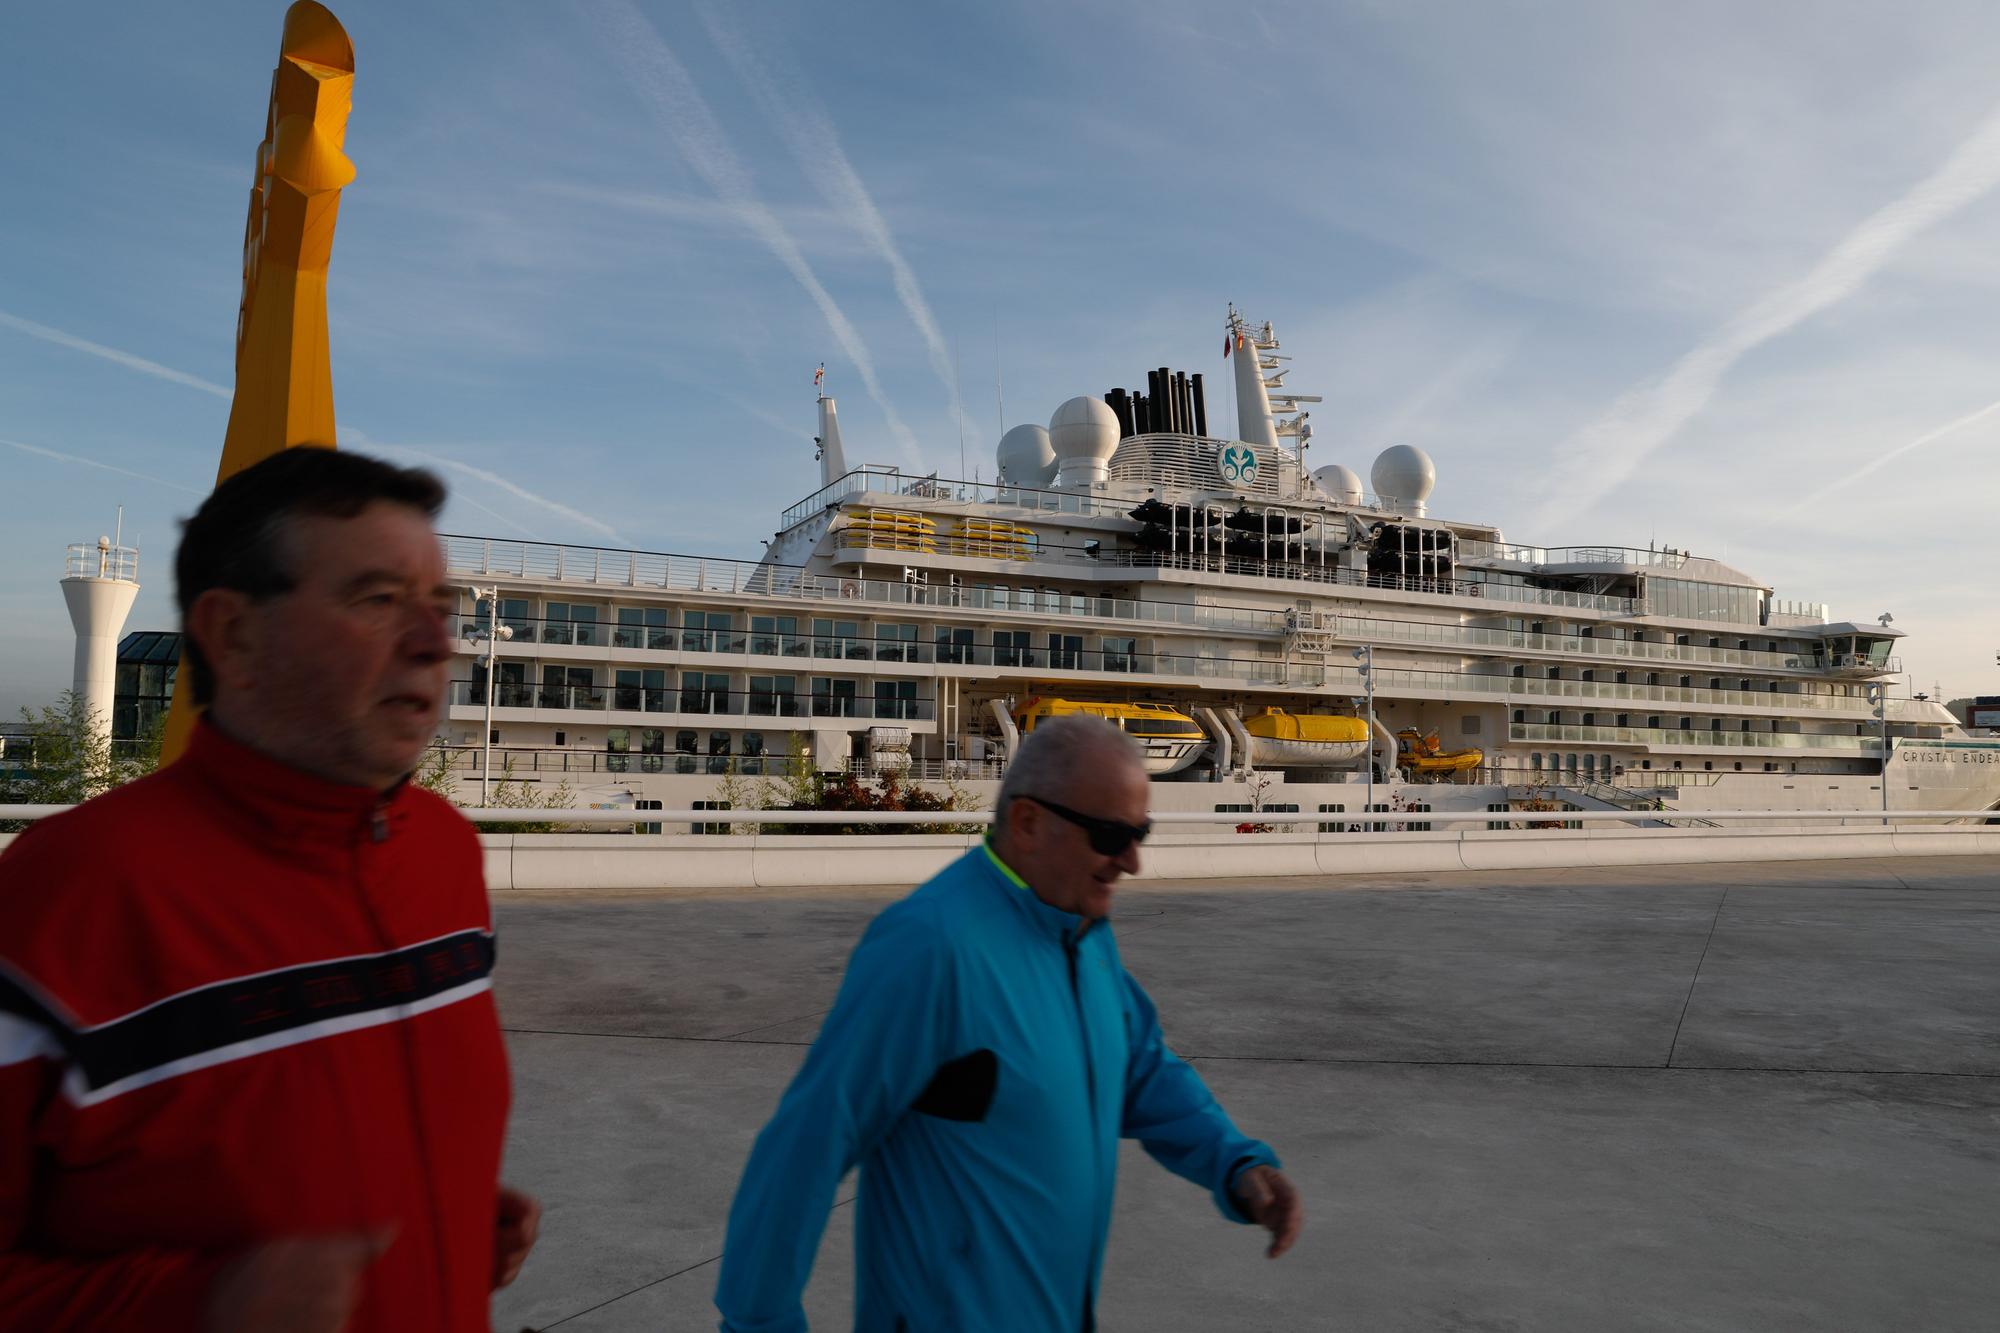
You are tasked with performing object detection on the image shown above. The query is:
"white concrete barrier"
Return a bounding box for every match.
[471,824,2000,890]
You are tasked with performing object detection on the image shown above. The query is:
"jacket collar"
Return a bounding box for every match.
[177,717,412,848]
[975,838,1093,944]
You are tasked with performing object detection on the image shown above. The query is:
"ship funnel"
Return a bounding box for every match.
[61,536,141,747]
[816,396,849,488]
[1231,328,1279,450]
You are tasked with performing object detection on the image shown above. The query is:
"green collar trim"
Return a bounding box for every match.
[981,837,1032,893]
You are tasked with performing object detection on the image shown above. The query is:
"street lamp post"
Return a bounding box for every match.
[1869,681,1888,816]
[472,586,514,806]
[1354,644,1375,830]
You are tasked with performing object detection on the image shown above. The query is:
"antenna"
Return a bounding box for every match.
[993,311,1004,439]
[114,505,124,549]
[954,332,966,483]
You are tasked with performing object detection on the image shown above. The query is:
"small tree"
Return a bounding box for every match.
[1,693,121,830]
[468,755,577,834]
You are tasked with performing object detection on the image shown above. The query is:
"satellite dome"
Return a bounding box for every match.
[1311,464,1364,506]
[1370,445,1436,516]
[996,424,1057,486]
[1048,396,1120,489]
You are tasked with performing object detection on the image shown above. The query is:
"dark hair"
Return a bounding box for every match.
[175,447,447,705]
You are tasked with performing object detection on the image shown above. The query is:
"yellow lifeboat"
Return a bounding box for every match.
[1240,707,1371,767]
[1012,698,1208,775]
[1395,727,1484,778]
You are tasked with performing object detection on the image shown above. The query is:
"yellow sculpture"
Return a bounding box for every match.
[161,1,355,764]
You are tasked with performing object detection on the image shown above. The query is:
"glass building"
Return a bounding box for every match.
[113,631,180,743]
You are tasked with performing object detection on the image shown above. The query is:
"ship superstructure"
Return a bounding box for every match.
[436,311,2000,821]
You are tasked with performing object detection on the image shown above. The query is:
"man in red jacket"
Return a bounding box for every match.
[0,447,536,1330]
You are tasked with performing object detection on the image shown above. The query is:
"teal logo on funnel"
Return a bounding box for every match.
[1219,444,1258,488]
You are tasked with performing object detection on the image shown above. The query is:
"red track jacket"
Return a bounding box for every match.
[0,720,510,1330]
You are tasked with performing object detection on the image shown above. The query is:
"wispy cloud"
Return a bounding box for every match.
[1532,99,2000,529]
[1,437,203,496]
[0,309,231,400]
[1783,394,2000,514]
[578,0,923,463]
[696,2,971,445]
[393,446,621,542]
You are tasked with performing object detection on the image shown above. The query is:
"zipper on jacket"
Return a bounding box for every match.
[1064,925,1103,1331]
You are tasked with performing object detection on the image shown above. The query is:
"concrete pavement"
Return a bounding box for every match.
[488,854,2000,1331]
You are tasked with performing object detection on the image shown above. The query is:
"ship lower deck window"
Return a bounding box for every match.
[1048,634,1083,670]
[994,631,1033,668]
[1103,636,1138,672]
[935,626,975,664]
[875,681,919,720]
[811,678,858,717]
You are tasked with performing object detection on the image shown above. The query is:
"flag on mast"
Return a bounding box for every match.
[814,363,825,389]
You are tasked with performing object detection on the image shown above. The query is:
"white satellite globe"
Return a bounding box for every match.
[1048,396,1120,488]
[996,424,1057,486]
[1311,464,1365,505]
[1370,445,1436,516]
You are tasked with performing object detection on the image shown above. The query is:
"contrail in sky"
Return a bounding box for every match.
[398,447,623,542]
[0,310,231,400]
[1532,99,2000,530]
[697,2,973,448]
[581,0,924,463]
[1783,394,2000,514]
[1,437,203,495]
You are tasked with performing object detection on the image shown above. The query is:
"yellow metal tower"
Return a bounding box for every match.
[160,1,355,764]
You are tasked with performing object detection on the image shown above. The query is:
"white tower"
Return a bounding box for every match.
[61,533,141,746]
[816,395,849,489]
[1230,327,1280,451]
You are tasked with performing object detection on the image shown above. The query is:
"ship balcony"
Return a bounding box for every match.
[1509,723,1883,754]
[448,680,937,724]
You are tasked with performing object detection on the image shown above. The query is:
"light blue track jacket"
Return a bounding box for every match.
[714,845,1278,1332]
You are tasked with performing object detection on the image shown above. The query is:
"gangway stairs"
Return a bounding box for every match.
[1560,778,1721,827]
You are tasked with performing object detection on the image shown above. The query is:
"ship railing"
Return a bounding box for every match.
[448,680,936,722]
[444,536,1285,636]
[1510,722,1884,753]
[455,617,1889,713]
[1324,615,1884,676]
[64,542,139,581]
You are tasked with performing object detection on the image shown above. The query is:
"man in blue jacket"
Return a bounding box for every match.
[715,714,1303,1331]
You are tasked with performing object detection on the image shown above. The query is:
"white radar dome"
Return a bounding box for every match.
[1370,445,1436,516]
[1311,464,1364,506]
[1048,396,1120,489]
[996,423,1057,486]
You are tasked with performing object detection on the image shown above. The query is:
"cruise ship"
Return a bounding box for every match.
[436,310,2000,823]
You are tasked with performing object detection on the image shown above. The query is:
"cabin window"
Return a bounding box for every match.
[811,677,858,717]
[934,626,975,664]
[874,681,919,720]
[1103,636,1138,672]
[682,610,730,653]
[993,631,1033,668]
[750,614,798,656]
[874,623,919,662]
[616,606,672,650]
[748,676,798,717]
[812,619,864,660]
[679,672,729,715]
[544,602,600,647]
[1047,634,1084,670]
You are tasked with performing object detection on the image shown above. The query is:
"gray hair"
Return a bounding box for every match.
[995,713,1144,818]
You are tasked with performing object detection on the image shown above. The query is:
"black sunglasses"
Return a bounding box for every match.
[1022,796,1151,857]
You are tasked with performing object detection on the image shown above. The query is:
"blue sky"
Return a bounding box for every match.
[5,0,2000,715]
